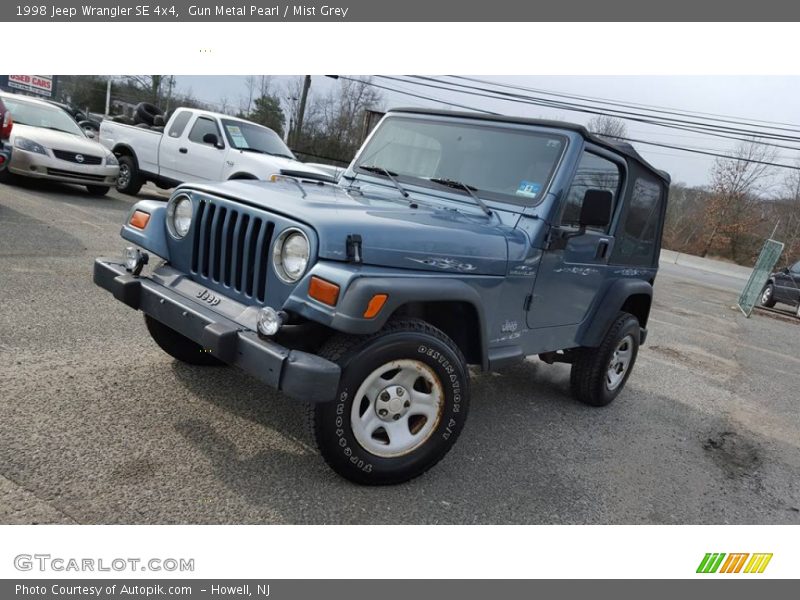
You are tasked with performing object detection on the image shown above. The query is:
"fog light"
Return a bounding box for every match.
[124,246,149,276]
[257,307,285,337]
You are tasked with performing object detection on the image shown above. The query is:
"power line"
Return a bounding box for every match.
[336,75,800,172]
[380,75,800,150]
[447,75,800,133]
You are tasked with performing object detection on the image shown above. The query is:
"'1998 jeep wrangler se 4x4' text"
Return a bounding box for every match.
[94,108,670,485]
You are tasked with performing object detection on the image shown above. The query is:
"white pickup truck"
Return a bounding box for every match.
[99,107,329,195]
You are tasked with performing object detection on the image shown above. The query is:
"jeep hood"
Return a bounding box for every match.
[183,179,519,276]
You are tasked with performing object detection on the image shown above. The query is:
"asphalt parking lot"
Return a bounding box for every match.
[1,178,799,525]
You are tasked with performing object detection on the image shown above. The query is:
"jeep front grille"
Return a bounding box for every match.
[191,200,275,302]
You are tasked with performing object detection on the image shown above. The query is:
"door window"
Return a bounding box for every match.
[188,117,222,146]
[561,151,621,232]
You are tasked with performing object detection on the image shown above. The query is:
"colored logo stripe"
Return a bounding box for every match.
[697,553,773,574]
[697,553,726,573]
[744,553,773,574]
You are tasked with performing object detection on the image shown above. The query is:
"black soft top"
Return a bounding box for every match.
[388,107,671,184]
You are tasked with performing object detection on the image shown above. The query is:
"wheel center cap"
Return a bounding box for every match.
[375,385,411,421]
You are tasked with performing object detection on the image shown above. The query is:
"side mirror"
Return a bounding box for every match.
[579,189,613,229]
[83,128,96,139]
[782,267,790,274]
[202,132,220,147]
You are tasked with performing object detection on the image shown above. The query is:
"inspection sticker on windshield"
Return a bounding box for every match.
[225,125,249,148]
[516,181,541,198]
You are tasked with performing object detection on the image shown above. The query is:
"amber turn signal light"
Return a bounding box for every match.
[129,210,150,230]
[308,276,340,306]
[363,294,388,318]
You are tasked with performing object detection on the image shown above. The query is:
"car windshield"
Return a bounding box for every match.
[353,116,566,204]
[1,97,84,136]
[221,119,294,158]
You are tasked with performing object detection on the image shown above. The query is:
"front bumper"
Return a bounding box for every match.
[93,257,340,403]
[10,148,118,186]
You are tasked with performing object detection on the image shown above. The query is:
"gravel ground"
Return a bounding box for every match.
[1,177,799,524]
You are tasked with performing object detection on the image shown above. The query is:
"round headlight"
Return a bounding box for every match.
[273,229,310,283]
[167,194,193,239]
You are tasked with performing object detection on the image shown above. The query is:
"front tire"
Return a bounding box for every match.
[570,312,640,407]
[86,185,110,196]
[144,315,224,366]
[310,319,470,485]
[116,155,143,196]
[760,283,777,308]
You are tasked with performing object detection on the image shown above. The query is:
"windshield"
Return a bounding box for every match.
[1,97,84,136]
[221,119,294,158]
[354,117,566,204]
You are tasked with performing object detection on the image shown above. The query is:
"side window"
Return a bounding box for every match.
[167,111,192,138]
[790,261,800,274]
[562,152,620,231]
[612,176,664,266]
[188,117,221,145]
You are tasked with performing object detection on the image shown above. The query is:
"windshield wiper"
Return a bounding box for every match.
[237,148,294,159]
[358,165,412,200]
[429,178,492,216]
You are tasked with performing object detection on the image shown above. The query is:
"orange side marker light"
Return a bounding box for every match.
[363,294,388,319]
[129,210,150,230]
[309,276,340,306]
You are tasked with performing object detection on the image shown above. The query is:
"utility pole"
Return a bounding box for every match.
[294,75,311,147]
[105,78,112,117]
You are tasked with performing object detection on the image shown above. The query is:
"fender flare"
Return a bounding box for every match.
[577,278,653,347]
[287,276,489,369]
[112,143,140,169]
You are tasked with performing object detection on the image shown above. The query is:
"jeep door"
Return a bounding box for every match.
[527,146,624,329]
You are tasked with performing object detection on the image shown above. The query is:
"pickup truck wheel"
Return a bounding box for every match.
[86,185,110,196]
[309,319,470,485]
[760,283,777,308]
[144,315,224,366]
[116,155,143,196]
[569,312,640,407]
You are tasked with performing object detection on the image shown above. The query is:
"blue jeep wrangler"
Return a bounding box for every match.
[94,108,670,485]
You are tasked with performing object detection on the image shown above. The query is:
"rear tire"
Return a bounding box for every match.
[760,283,777,308]
[570,312,640,407]
[144,315,224,366]
[86,185,109,196]
[0,167,14,184]
[116,155,143,196]
[309,319,470,485]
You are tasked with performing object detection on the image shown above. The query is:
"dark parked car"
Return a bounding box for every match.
[761,260,800,317]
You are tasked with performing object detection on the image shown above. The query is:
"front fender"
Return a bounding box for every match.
[120,200,169,259]
[283,262,489,365]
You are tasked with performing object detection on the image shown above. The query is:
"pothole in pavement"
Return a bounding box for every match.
[702,431,761,481]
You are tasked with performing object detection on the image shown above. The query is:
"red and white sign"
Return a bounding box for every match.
[8,75,54,97]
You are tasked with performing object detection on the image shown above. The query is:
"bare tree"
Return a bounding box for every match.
[587,115,627,140]
[125,75,173,105]
[701,140,777,260]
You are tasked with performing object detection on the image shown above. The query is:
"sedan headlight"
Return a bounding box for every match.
[166,194,193,239]
[14,137,47,155]
[273,228,310,283]
[106,153,119,166]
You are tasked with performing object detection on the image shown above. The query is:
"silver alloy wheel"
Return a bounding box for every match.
[117,164,130,188]
[606,335,634,391]
[761,286,772,305]
[350,359,444,458]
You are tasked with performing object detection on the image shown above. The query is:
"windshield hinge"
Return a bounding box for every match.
[346,234,363,264]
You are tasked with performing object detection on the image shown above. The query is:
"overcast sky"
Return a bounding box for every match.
[175,75,800,187]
